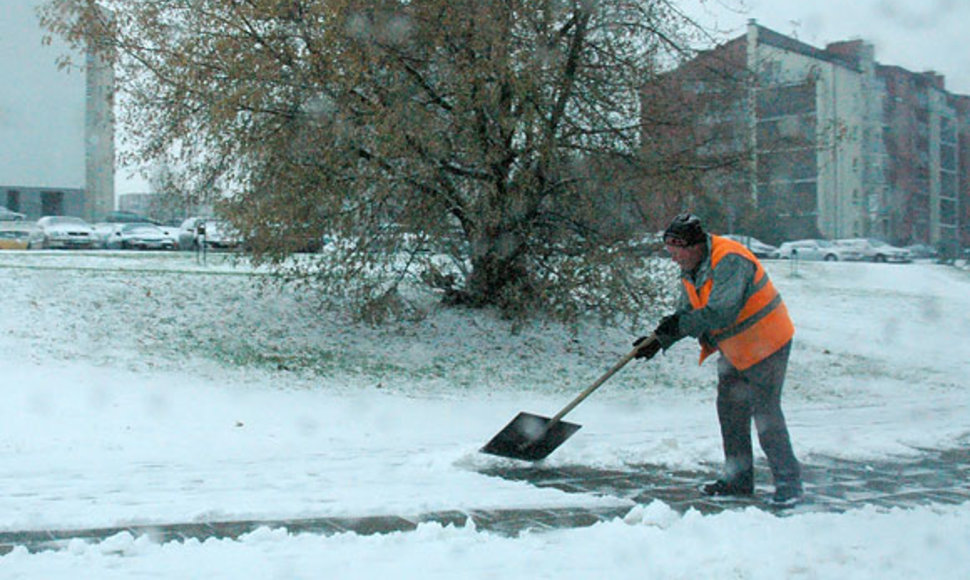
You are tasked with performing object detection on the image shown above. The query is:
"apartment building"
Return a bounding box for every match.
[665,20,968,248]
[877,67,961,245]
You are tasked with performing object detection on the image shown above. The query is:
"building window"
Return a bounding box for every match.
[5,190,20,212]
[941,117,957,143]
[940,199,957,226]
[756,83,816,119]
[941,144,956,171]
[41,191,64,216]
[941,171,957,198]
[757,148,818,182]
[757,115,816,148]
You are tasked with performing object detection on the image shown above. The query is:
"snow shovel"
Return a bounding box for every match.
[480,337,655,461]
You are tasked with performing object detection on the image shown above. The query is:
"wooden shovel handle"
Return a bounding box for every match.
[548,334,655,424]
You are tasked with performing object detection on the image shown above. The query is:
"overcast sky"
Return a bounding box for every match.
[682,0,970,94]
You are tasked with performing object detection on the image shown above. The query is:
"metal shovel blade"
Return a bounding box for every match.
[480,345,643,462]
[479,412,582,461]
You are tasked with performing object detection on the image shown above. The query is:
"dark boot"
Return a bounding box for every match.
[769,484,803,507]
[701,477,754,497]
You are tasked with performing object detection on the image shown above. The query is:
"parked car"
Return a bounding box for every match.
[0,205,26,221]
[28,216,98,249]
[102,222,177,250]
[0,224,35,249]
[92,222,122,249]
[778,239,864,262]
[721,234,781,259]
[835,238,912,263]
[156,223,180,249]
[903,243,938,261]
[177,217,241,251]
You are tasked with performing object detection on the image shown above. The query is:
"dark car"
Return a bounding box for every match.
[101,211,159,224]
[903,243,938,260]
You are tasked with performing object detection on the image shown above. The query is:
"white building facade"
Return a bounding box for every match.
[0,0,113,221]
[746,24,878,240]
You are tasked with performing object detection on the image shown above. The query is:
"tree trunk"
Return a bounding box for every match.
[457,236,532,308]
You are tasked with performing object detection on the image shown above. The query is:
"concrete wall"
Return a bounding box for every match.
[0,0,113,220]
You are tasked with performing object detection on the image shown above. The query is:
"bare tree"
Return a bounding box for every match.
[41,0,710,323]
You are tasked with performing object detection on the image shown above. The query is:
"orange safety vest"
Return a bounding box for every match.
[683,235,794,371]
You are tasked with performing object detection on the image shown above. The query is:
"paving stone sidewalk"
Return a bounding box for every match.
[480,445,970,516]
[2,446,967,555]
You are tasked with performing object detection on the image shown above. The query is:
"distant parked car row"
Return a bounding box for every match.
[0,214,243,252]
[718,233,916,263]
[0,215,941,262]
[778,238,912,262]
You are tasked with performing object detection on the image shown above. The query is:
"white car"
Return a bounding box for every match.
[0,205,26,221]
[721,234,781,259]
[103,222,177,250]
[778,239,864,262]
[835,238,912,263]
[28,216,98,250]
[157,223,181,248]
[177,217,241,251]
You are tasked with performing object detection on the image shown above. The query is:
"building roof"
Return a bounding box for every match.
[752,23,863,73]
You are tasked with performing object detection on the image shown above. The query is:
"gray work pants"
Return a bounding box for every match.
[716,341,801,492]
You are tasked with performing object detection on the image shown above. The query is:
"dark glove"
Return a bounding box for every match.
[652,313,681,350]
[632,335,661,360]
[655,313,680,338]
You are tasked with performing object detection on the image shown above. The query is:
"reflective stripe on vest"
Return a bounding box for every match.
[682,235,794,371]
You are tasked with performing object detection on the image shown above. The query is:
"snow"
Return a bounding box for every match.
[1,250,969,578]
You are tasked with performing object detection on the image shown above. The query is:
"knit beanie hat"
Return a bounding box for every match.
[663,213,706,246]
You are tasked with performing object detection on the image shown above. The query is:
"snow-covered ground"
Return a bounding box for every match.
[1,250,968,578]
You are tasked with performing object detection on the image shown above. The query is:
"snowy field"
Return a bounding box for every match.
[1,250,968,578]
